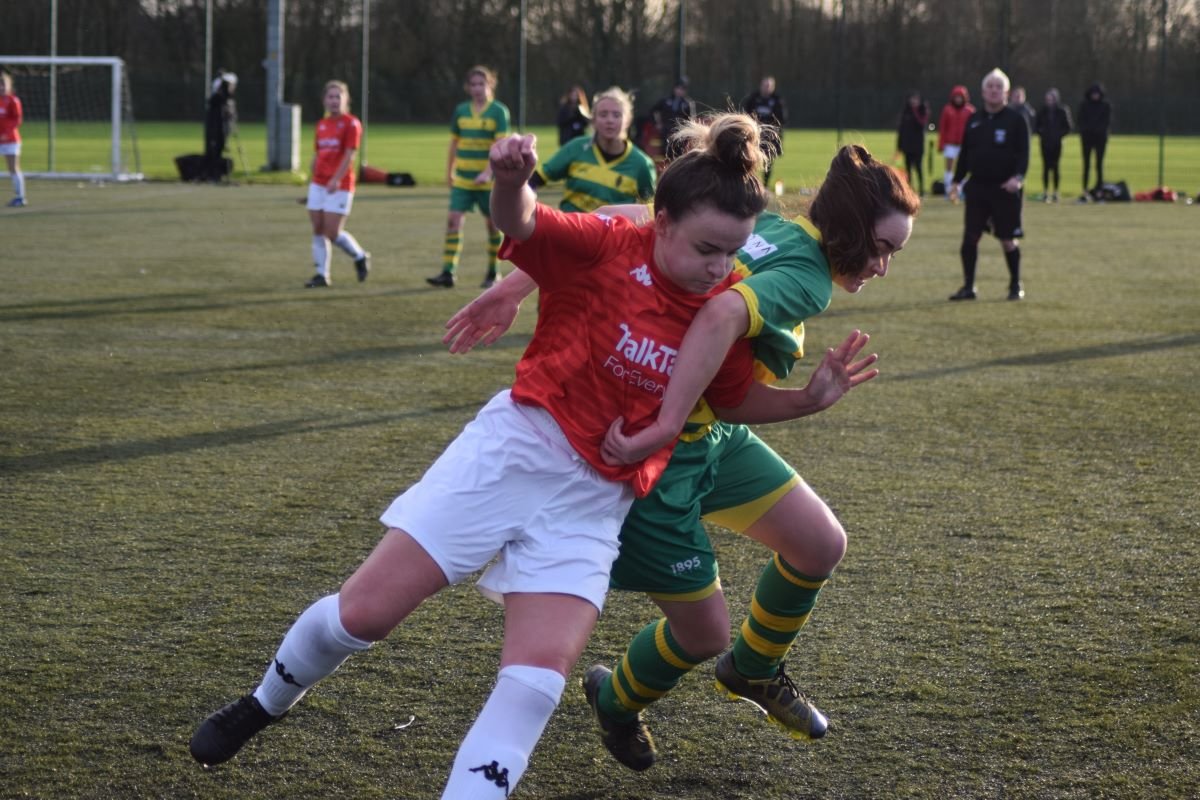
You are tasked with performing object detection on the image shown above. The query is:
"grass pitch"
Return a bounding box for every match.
[12,120,1200,200]
[1,179,1198,799]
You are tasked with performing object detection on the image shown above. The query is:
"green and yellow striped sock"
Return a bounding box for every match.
[442,230,462,274]
[486,230,502,277]
[598,618,703,723]
[731,553,829,678]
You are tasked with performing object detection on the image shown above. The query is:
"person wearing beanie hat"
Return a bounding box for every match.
[1076,82,1112,201]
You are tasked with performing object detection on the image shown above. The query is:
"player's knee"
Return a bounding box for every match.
[336,587,393,643]
[670,617,730,659]
[812,520,848,574]
[781,518,847,577]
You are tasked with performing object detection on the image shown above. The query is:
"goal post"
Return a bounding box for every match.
[0,55,143,182]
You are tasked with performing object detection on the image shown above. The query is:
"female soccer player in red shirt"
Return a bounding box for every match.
[0,71,27,208]
[192,114,842,799]
[303,80,370,288]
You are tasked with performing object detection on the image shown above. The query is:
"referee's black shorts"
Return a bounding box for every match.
[964,182,1024,241]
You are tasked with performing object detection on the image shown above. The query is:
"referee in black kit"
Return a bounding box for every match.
[948,68,1030,301]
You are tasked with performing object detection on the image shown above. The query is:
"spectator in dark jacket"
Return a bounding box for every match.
[1077,82,1112,201]
[896,91,930,195]
[556,85,590,146]
[1034,88,1073,202]
[1008,86,1036,132]
[741,76,787,184]
[652,79,696,160]
[204,71,237,182]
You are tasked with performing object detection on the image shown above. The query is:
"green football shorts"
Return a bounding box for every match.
[449,186,491,214]
[609,421,798,599]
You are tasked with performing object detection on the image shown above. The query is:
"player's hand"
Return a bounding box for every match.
[325,179,339,193]
[443,286,521,354]
[600,417,674,466]
[1002,176,1023,193]
[802,330,879,413]
[489,134,538,187]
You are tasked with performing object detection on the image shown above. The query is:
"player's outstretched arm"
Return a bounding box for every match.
[488,134,539,242]
[444,269,537,353]
[600,290,749,466]
[713,330,878,425]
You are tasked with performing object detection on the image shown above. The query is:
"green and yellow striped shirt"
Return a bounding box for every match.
[450,99,511,191]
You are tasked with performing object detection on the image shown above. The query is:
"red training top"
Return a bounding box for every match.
[937,86,976,151]
[312,113,362,191]
[504,204,754,498]
[0,95,23,144]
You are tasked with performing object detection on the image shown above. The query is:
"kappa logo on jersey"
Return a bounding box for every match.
[629,264,653,287]
[740,233,779,261]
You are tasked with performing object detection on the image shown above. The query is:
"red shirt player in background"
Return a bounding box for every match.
[0,70,27,208]
[937,84,975,198]
[303,79,370,288]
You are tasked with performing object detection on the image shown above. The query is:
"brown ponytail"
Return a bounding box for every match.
[809,145,920,276]
[654,113,768,222]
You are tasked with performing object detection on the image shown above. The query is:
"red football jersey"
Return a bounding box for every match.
[505,205,754,497]
[312,113,362,191]
[0,95,22,144]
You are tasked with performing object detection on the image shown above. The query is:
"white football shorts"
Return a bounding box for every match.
[942,144,961,160]
[306,183,354,215]
[0,143,21,156]
[380,390,634,612]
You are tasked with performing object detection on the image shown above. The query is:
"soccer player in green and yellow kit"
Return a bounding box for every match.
[428,66,511,289]
[533,86,656,214]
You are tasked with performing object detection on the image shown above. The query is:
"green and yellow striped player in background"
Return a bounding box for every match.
[428,65,511,289]
[532,86,656,214]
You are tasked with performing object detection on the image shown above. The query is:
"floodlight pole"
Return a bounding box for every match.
[49,0,57,171]
[834,0,845,146]
[265,0,285,170]
[677,1,686,82]
[1157,0,1167,188]
[999,0,1010,73]
[517,0,527,130]
[361,0,370,165]
[205,0,213,106]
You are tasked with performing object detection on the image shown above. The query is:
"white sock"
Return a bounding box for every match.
[252,594,371,717]
[12,172,24,199]
[944,170,953,190]
[334,231,365,259]
[312,235,331,278]
[441,665,565,800]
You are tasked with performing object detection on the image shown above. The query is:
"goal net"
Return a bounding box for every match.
[0,55,142,181]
